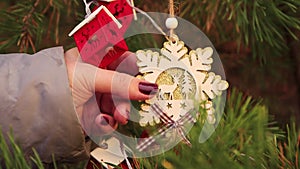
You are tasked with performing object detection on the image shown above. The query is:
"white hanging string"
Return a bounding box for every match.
[130,0,137,20]
[120,141,133,169]
[83,0,93,17]
[84,0,117,17]
[169,0,175,38]
[82,0,167,36]
[125,0,167,36]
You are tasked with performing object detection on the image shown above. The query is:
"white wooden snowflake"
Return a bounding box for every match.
[136,36,228,126]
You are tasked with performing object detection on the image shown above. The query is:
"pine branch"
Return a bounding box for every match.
[18,0,41,52]
[135,89,299,169]
[179,0,300,62]
[22,0,40,23]
[0,0,81,53]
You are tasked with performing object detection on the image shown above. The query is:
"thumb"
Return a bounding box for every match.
[71,60,158,107]
[92,67,158,100]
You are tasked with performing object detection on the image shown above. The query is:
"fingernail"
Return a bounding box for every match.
[138,82,158,95]
[100,116,109,125]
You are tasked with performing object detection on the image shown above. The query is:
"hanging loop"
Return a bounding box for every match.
[83,0,116,17]
[83,0,94,17]
[166,0,178,42]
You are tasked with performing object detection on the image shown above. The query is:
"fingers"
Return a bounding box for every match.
[107,51,139,75]
[95,114,118,134]
[82,98,117,136]
[65,48,158,102]
[65,48,155,138]
[113,101,130,125]
[100,94,131,125]
[72,61,158,102]
[99,94,114,115]
[95,68,158,100]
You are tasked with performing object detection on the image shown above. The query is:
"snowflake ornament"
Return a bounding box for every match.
[136,35,229,126]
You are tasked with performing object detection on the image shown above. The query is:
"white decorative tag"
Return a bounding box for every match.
[91,137,125,168]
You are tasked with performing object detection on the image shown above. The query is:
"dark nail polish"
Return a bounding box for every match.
[100,116,109,125]
[138,82,158,95]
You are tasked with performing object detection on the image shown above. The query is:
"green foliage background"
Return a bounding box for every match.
[0,0,299,168]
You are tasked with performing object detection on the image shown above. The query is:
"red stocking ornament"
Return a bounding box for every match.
[69,1,135,169]
[69,0,133,68]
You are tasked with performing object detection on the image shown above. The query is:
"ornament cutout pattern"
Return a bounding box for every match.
[136,36,229,126]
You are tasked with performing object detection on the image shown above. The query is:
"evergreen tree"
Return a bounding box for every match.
[181,70,193,99]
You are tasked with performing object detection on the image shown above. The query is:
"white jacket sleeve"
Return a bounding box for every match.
[0,47,91,165]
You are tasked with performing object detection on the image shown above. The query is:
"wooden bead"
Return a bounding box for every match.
[165,17,178,29]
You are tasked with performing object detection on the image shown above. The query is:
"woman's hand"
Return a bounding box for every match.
[64,47,158,136]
